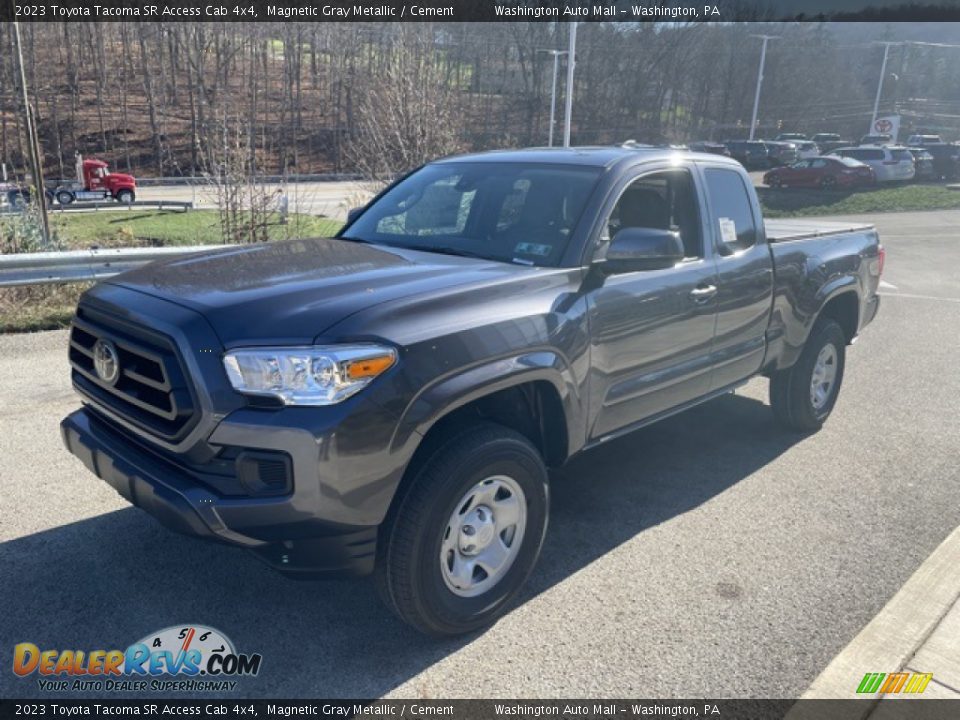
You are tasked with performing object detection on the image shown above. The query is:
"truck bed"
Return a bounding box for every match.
[765,219,875,243]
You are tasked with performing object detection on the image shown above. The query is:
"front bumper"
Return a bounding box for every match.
[61,408,378,578]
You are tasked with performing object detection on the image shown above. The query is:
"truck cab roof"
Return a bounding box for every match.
[432,146,742,171]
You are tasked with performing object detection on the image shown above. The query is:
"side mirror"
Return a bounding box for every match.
[600,227,684,274]
[346,206,365,224]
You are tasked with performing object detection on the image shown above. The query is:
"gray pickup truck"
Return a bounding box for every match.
[61,147,882,635]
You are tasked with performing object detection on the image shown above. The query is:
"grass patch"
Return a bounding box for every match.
[1,209,343,333]
[41,209,342,249]
[759,183,960,218]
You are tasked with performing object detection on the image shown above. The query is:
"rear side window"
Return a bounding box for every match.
[849,149,884,161]
[892,149,914,162]
[704,168,757,252]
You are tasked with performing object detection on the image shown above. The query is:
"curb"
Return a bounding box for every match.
[785,525,960,718]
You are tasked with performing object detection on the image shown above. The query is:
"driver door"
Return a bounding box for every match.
[587,166,719,441]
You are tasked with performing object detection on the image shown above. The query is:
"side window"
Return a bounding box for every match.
[811,159,828,169]
[606,169,702,259]
[704,168,758,252]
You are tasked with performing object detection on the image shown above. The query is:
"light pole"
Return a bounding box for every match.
[748,35,778,141]
[538,50,568,147]
[870,42,899,134]
[563,22,577,148]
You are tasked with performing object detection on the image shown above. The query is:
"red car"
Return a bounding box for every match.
[764,156,875,190]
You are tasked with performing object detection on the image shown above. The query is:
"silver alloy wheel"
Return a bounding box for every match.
[810,343,838,410]
[440,475,527,598]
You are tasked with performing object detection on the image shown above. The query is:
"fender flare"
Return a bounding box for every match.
[811,277,860,331]
[389,350,583,461]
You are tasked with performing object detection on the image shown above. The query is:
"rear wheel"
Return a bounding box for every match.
[770,319,846,432]
[375,422,549,636]
[768,175,783,188]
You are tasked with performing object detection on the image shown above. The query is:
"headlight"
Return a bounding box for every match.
[222,345,396,406]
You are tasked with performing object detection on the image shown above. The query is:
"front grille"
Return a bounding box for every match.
[69,307,198,441]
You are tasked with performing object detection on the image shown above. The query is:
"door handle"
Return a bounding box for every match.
[690,285,717,303]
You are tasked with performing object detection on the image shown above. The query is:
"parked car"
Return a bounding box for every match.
[859,134,893,146]
[795,141,821,159]
[832,145,915,182]
[775,132,807,142]
[724,140,770,169]
[811,133,848,154]
[62,146,883,636]
[921,143,960,180]
[906,134,943,147]
[906,148,936,181]
[688,141,731,157]
[764,156,875,189]
[764,141,800,167]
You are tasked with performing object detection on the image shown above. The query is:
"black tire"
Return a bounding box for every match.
[375,422,549,636]
[768,175,783,188]
[116,189,135,204]
[56,191,74,206]
[770,319,846,432]
[820,175,837,190]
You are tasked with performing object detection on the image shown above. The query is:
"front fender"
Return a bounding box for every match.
[390,350,584,461]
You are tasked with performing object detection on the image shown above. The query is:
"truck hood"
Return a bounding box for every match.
[106,173,135,184]
[108,237,536,347]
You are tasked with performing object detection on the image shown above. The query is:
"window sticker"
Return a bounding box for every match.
[718,217,738,246]
[514,242,552,257]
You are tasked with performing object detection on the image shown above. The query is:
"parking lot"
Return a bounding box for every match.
[1,209,958,699]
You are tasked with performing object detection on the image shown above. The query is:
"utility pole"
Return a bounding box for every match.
[870,42,898,134]
[538,49,568,147]
[563,23,577,148]
[13,20,51,244]
[748,35,778,141]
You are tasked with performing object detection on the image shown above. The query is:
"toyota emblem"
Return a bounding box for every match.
[93,339,120,385]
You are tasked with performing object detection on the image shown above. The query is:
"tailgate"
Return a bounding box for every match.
[765,219,875,243]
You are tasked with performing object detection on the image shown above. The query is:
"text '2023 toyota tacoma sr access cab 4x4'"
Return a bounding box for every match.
[62,147,882,635]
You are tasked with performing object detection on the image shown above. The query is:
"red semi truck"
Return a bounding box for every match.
[52,156,136,205]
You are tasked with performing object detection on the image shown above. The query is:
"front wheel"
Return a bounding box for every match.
[820,175,837,190]
[770,319,846,432]
[115,189,135,204]
[375,422,549,636]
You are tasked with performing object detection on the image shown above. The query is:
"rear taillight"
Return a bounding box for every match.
[878,245,886,276]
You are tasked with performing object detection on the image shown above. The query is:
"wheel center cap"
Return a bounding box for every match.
[460,505,496,554]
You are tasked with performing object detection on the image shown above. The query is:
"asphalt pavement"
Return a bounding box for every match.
[1,210,958,699]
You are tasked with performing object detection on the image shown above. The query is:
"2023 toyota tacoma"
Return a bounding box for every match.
[62,147,882,635]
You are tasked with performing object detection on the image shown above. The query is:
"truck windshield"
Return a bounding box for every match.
[341,162,601,266]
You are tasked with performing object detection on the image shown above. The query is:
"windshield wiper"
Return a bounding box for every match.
[337,235,379,245]
[416,246,491,260]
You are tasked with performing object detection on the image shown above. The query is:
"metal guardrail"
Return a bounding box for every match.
[135,173,364,187]
[0,245,231,288]
[51,200,194,213]
[1,200,193,215]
